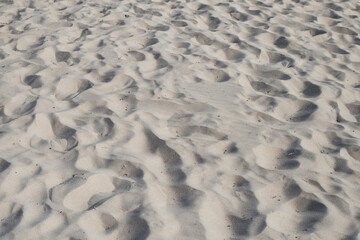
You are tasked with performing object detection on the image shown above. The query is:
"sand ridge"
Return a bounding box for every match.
[0,0,359,239]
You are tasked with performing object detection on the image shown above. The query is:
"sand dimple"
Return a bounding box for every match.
[55,77,93,100]
[267,195,328,234]
[254,144,300,170]
[3,93,38,117]
[16,35,45,51]
[24,75,42,88]
[63,174,115,211]
[198,68,230,82]
[55,51,71,62]
[255,179,302,212]
[0,203,23,238]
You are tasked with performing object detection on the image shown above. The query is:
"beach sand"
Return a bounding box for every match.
[0,0,359,239]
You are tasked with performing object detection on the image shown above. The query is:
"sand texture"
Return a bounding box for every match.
[0,0,360,239]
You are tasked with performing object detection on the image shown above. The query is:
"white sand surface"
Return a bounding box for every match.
[0,0,359,239]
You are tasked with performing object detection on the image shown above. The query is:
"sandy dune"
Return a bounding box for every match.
[0,0,360,239]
